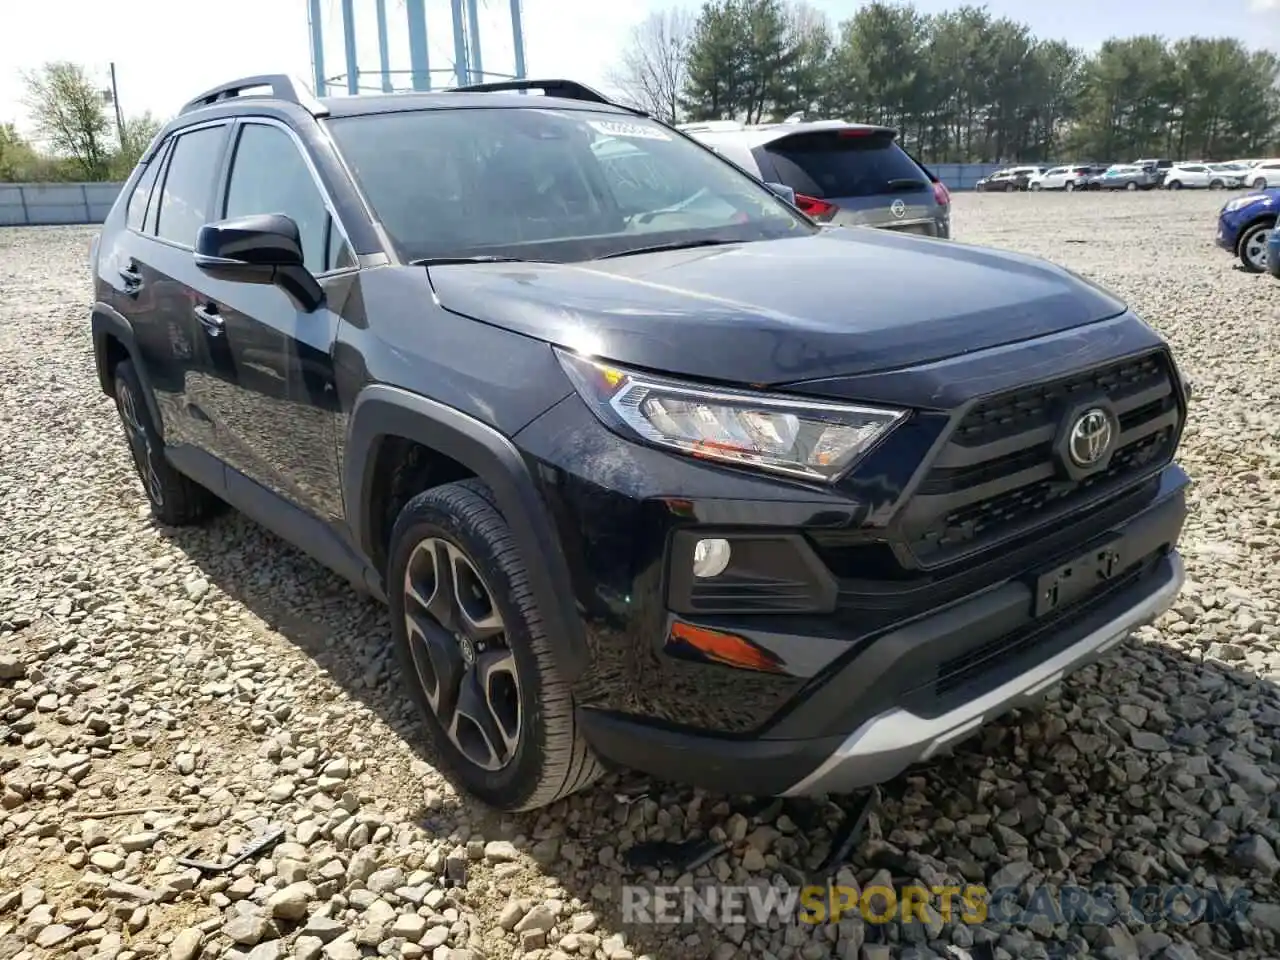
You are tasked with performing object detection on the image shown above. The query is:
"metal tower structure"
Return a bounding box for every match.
[306,0,527,96]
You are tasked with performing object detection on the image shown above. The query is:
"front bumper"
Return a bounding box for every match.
[576,469,1187,797]
[1216,215,1238,252]
[785,552,1182,795]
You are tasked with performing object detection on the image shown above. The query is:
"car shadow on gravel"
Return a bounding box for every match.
[158,509,1280,958]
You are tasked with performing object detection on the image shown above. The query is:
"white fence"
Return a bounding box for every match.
[0,182,124,227]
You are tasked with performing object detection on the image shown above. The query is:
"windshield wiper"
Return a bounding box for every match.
[884,178,929,190]
[410,255,535,266]
[594,238,740,260]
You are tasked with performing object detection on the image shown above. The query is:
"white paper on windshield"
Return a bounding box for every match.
[587,120,671,141]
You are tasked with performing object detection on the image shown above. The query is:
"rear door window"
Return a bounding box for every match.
[761,131,930,199]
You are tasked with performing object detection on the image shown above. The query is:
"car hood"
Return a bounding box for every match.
[427,229,1127,386]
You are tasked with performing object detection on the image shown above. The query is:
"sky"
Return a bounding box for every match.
[3,0,1280,139]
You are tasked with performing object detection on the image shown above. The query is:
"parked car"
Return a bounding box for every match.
[91,75,1191,812]
[1215,189,1278,272]
[1028,164,1097,191]
[1247,159,1280,189]
[679,118,951,237]
[1134,158,1174,185]
[1163,163,1240,190]
[1088,164,1159,190]
[1208,162,1249,187]
[974,166,1042,192]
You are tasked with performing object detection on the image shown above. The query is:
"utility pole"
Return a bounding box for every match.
[108,62,125,147]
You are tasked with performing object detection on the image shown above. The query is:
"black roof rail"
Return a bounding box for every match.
[180,74,328,117]
[444,78,647,116]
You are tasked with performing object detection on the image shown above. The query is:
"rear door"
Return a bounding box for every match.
[124,122,232,455]
[754,129,940,235]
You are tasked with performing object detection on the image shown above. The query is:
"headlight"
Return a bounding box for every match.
[556,349,907,482]
[1224,194,1269,213]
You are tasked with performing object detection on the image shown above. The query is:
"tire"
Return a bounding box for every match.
[1254,177,1268,190]
[112,360,221,526]
[1065,181,1075,192]
[1004,182,1015,193]
[1166,180,1181,191]
[387,478,603,811]
[1126,181,1138,191]
[1209,179,1224,190]
[1030,182,1041,191]
[1238,220,1275,273]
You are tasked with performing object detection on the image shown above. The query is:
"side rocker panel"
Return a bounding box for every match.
[343,385,590,681]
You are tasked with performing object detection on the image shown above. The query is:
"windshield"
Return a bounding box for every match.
[325,107,813,263]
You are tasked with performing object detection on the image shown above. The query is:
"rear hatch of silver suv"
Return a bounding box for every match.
[754,126,950,238]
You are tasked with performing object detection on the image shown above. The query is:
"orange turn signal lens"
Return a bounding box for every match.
[668,621,784,674]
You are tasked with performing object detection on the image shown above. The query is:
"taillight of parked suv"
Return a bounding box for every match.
[794,193,838,222]
[932,180,951,207]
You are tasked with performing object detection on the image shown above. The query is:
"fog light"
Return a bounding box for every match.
[692,538,731,578]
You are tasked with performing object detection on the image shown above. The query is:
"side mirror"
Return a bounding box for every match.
[765,181,796,205]
[194,213,324,312]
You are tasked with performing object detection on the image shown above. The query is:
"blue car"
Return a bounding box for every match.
[1216,189,1279,272]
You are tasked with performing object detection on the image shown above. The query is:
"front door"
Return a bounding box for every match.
[187,120,356,522]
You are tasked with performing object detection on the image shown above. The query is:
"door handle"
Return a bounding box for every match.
[193,303,224,336]
[118,263,143,287]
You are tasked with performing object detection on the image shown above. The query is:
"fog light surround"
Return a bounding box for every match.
[692,538,732,579]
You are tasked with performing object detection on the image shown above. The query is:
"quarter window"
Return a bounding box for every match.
[223,123,351,274]
[154,126,227,247]
[126,141,168,233]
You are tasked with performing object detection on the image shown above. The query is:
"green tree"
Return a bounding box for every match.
[682,0,753,120]
[0,122,39,181]
[653,0,1280,161]
[22,61,112,180]
[110,111,164,179]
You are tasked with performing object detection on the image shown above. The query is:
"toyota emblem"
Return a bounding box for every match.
[890,199,906,218]
[1068,408,1113,467]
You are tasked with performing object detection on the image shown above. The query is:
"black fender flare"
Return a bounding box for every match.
[343,385,589,681]
[90,303,166,438]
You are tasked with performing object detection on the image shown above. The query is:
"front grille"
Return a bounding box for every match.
[904,351,1181,565]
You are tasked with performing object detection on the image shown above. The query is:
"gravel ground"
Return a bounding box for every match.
[2,189,1280,960]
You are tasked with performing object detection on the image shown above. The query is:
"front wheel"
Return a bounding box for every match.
[1209,179,1224,190]
[1166,180,1182,191]
[388,478,603,812]
[1239,221,1274,273]
[1254,177,1268,190]
[1030,182,1041,191]
[1126,181,1138,191]
[1065,181,1075,192]
[1004,182,1015,193]
[112,360,221,526]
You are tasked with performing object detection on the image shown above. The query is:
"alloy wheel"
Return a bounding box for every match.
[403,537,521,771]
[117,382,164,507]
[1244,228,1272,271]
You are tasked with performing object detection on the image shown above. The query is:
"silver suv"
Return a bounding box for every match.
[678,119,951,238]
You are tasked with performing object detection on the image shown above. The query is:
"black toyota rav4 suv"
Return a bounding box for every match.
[91,76,1190,812]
